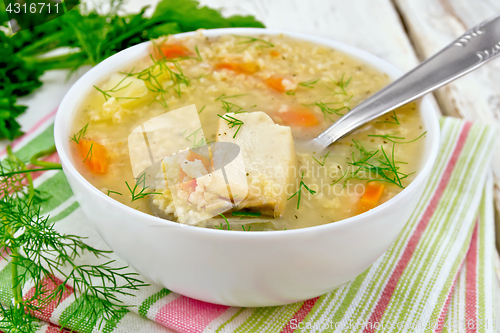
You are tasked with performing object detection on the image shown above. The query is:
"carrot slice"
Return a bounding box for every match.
[265,77,286,93]
[215,62,260,75]
[278,106,319,127]
[270,50,280,57]
[358,182,385,213]
[156,44,191,59]
[77,140,108,174]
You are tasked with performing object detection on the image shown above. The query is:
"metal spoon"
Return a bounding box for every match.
[309,12,500,151]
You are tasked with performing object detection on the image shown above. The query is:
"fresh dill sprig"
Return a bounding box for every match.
[310,101,350,121]
[232,35,275,48]
[376,110,400,125]
[344,140,413,188]
[198,105,206,114]
[93,68,140,101]
[221,100,244,113]
[286,90,295,96]
[194,45,202,61]
[232,211,261,217]
[330,73,352,95]
[331,168,347,185]
[215,94,250,113]
[107,190,122,196]
[312,151,330,166]
[215,93,247,101]
[128,52,191,106]
[298,78,320,89]
[241,225,251,231]
[0,145,146,330]
[215,213,231,230]
[323,73,353,99]
[83,142,93,162]
[367,131,427,144]
[70,123,88,144]
[185,127,206,148]
[287,172,316,209]
[217,114,244,138]
[125,173,161,202]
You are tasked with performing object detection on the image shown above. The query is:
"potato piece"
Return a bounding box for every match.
[216,112,297,217]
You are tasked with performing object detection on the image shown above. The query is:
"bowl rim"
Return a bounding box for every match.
[54,27,441,238]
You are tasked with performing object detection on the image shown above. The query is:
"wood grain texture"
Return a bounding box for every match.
[393,0,500,249]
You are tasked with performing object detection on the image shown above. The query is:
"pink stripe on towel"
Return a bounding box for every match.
[155,296,229,333]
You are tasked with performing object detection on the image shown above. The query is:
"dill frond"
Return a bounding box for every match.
[232,35,274,48]
[287,172,316,209]
[70,123,89,144]
[217,114,244,138]
[297,78,320,89]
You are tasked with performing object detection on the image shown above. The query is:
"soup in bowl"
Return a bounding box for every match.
[54,28,440,306]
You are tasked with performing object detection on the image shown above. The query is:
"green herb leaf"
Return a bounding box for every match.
[298,78,319,89]
[312,151,330,166]
[217,114,244,138]
[232,211,262,217]
[287,172,316,209]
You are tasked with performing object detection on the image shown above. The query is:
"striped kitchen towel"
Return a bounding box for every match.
[0,116,498,332]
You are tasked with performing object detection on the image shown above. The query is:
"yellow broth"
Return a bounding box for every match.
[71,32,426,230]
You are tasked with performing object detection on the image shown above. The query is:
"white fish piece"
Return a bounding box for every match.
[216,111,297,217]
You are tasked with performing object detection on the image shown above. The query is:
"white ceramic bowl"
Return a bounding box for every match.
[54,28,440,307]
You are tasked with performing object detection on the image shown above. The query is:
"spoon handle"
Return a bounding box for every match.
[311,12,500,150]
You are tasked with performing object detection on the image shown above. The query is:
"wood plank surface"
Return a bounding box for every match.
[393,0,500,250]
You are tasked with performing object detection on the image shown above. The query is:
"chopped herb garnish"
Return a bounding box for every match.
[241,225,251,231]
[331,168,347,185]
[107,190,123,196]
[330,73,352,95]
[367,131,427,144]
[198,105,206,114]
[125,173,161,202]
[298,78,320,89]
[185,127,206,148]
[376,111,400,125]
[313,101,350,121]
[70,123,88,144]
[194,45,202,61]
[82,142,93,163]
[221,100,244,113]
[93,68,141,101]
[128,52,191,105]
[232,211,262,217]
[286,90,295,95]
[232,35,275,48]
[344,140,413,188]
[312,151,330,166]
[215,94,251,113]
[215,93,247,101]
[217,114,244,138]
[216,213,231,230]
[287,172,316,209]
